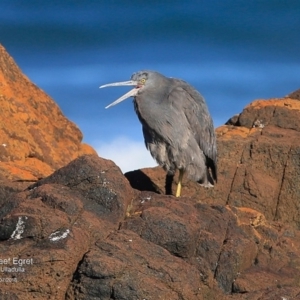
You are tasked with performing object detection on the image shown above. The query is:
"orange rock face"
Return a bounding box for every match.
[0,44,96,181]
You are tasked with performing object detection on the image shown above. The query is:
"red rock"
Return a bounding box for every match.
[69,230,205,300]
[238,98,300,130]
[0,154,299,299]
[0,155,133,299]
[122,192,300,297]
[0,44,96,181]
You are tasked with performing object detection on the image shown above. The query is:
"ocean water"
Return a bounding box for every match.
[1,1,299,171]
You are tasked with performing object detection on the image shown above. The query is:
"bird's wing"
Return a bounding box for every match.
[167,85,217,167]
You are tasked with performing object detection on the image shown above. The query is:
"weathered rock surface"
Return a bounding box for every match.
[0,44,96,182]
[287,88,300,100]
[1,155,300,300]
[1,46,300,299]
[126,97,300,230]
[0,155,134,299]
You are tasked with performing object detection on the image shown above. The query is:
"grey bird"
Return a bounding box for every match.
[100,70,217,197]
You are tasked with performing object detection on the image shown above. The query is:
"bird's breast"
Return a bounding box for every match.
[133,95,160,128]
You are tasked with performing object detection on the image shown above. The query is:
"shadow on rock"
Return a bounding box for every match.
[125,169,161,193]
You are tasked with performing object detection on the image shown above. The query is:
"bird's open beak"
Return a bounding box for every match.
[100,80,139,109]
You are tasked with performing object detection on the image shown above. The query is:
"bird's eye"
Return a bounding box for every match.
[140,78,146,84]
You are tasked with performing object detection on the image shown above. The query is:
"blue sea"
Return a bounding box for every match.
[1,1,299,171]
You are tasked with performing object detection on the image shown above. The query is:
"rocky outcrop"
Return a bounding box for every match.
[126,96,300,230]
[1,45,300,299]
[0,44,96,182]
[1,155,300,300]
[287,88,300,100]
[0,155,133,299]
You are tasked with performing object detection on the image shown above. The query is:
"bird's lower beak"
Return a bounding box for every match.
[100,80,139,109]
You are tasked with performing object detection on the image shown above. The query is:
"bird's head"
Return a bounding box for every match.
[100,70,161,108]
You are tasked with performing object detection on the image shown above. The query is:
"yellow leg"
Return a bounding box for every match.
[176,169,184,197]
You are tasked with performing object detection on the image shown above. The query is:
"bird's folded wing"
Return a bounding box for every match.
[167,86,217,167]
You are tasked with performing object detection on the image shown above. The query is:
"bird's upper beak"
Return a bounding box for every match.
[99,80,139,109]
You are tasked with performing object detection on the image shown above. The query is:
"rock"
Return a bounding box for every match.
[0,179,31,208]
[28,154,135,223]
[1,154,289,300]
[126,96,300,229]
[69,230,206,300]
[287,88,300,100]
[238,98,300,130]
[1,157,300,299]
[122,193,300,297]
[0,155,134,299]
[0,44,96,182]
[225,114,240,126]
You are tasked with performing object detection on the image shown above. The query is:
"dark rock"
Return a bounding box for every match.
[0,155,133,299]
[68,230,206,300]
[0,179,30,208]
[225,114,240,125]
[287,88,300,100]
[28,154,134,223]
[4,153,300,299]
[122,195,300,297]
[1,155,300,300]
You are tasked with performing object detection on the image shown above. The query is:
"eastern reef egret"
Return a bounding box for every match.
[100,70,217,197]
